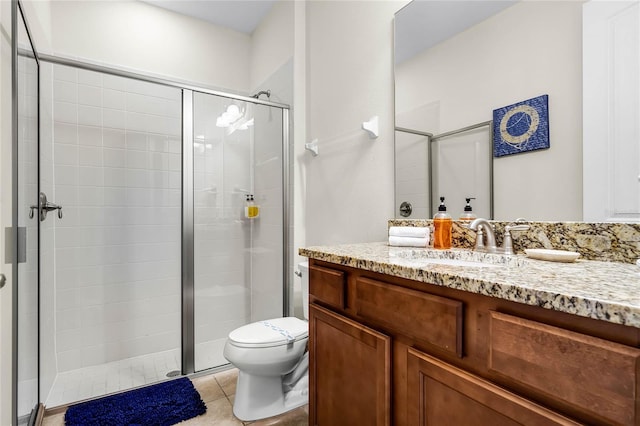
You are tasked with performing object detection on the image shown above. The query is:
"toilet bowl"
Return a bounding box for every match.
[223,262,310,421]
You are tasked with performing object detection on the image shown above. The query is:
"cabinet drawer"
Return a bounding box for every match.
[489,311,640,425]
[407,347,581,425]
[309,264,346,310]
[354,277,463,357]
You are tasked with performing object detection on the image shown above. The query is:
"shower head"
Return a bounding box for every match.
[251,89,271,100]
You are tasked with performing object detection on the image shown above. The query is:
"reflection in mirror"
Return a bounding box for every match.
[394,0,639,222]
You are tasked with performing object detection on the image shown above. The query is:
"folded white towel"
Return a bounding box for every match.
[389,226,429,238]
[388,236,429,247]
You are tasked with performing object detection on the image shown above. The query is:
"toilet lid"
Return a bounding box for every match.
[228,317,308,348]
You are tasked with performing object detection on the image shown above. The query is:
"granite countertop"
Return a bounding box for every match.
[299,242,640,329]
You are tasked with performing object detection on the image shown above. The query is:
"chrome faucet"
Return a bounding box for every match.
[469,218,530,255]
[469,218,497,253]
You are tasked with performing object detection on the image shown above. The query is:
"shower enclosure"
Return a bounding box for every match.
[11,10,290,420]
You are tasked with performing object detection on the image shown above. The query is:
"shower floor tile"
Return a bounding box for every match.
[45,348,180,408]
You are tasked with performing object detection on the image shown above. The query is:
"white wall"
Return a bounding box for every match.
[396,1,583,221]
[30,0,252,93]
[250,0,294,92]
[305,0,400,245]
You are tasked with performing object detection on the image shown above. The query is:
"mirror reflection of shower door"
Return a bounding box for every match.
[192,92,284,372]
[16,3,40,424]
[431,126,492,219]
[39,61,182,407]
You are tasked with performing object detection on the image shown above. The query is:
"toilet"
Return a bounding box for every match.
[223,262,310,421]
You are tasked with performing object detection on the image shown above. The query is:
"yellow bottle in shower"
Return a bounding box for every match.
[245,194,259,219]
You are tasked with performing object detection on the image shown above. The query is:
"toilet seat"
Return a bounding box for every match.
[228,317,308,348]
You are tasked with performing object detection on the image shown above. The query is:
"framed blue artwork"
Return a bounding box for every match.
[492,94,549,157]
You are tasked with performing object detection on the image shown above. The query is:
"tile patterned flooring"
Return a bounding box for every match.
[41,368,308,426]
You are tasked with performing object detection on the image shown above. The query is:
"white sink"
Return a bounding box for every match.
[412,257,501,268]
[390,248,526,268]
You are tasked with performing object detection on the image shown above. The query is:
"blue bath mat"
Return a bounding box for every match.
[64,377,206,426]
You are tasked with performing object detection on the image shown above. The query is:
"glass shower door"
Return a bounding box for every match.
[192,91,284,371]
[16,4,40,423]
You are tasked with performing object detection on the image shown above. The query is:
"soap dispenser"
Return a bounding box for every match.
[244,194,260,219]
[459,197,477,222]
[433,196,452,249]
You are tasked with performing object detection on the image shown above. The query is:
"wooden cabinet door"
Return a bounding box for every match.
[406,348,583,426]
[309,303,391,426]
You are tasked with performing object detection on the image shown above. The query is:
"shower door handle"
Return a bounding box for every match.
[29,192,63,221]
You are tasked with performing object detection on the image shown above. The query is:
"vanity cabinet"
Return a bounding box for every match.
[309,304,391,426]
[406,348,580,425]
[308,259,640,426]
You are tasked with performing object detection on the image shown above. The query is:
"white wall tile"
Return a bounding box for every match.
[103,74,127,91]
[149,152,168,171]
[78,84,102,107]
[126,188,151,206]
[78,69,103,87]
[54,80,77,103]
[78,146,103,167]
[78,186,104,206]
[126,150,148,169]
[103,129,125,148]
[56,267,79,290]
[168,154,181,172]
[126,93,164,116]
[54,122,78,144]
[54,165,77,186]
[148,134,168,152]
[103,89,125,110]
[126,112,147,133]
[78,105,102,127]
[126,169,150,188]
[103,149,125,168]
[104,168,127,187]
[126,131,147,150]
[75,207,105,227]
[57,309,81,331]
[168,137,181,153]
[104,187,127,206]
[54,102,77,124]
[54,144,78,166]
[54,65,78,83]
[165,117,182,137]
[104,108,126,129]
[78,125,102,147]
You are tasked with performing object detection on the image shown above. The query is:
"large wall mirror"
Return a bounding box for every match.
[394,0,639,222]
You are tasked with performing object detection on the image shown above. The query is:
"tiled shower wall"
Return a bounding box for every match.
[42,63,182,372]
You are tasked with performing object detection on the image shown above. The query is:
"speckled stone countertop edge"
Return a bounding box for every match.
[299,242,640,329]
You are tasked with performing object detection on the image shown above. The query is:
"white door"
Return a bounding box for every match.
[583,0,640,222]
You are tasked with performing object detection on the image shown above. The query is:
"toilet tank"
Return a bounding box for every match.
[299,261,309,320]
